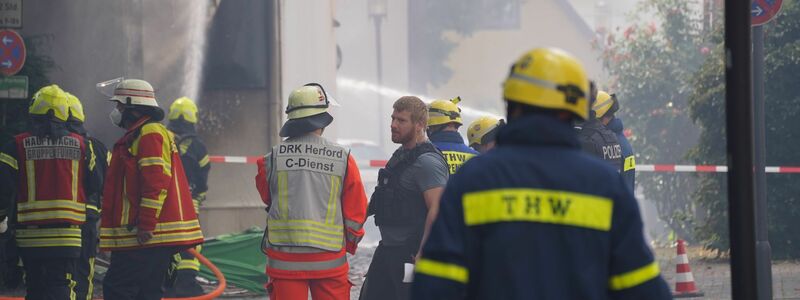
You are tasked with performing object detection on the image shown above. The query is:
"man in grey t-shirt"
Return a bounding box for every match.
[360,96,448,300]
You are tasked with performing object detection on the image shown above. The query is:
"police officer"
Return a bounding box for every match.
[427,97,478,174]
[576,88,623,172]
[255,83,368,300]
[466,116,504,154]
[361,96,449,300]
[412,48,671,299]
[0,85,103,299]
[164,96,210,298]
[600,92,636,192]
[66,91,109,300]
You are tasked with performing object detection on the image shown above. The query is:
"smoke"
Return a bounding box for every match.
[179,2,209,102]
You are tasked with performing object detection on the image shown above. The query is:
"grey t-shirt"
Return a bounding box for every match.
[378,151,449,246]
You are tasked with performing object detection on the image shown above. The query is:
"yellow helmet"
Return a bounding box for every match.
[65,92,85,123]
[168,96,199,123]
[467,116,505,147]
[285,83,330,120]
[503,48,590,120]
[29,84,70,122]
[427,96,462,127]
[592,91,619,119]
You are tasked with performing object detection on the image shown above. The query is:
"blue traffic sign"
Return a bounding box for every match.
[752,0,782,26]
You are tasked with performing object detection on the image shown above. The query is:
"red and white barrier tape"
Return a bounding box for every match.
[208,156,800,173]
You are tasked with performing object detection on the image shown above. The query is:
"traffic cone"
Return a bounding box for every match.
[673,239,704,298]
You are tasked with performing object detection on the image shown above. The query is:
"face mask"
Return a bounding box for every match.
[109,108,123,127]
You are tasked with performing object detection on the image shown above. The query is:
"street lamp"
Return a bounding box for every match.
[369,0,387,150]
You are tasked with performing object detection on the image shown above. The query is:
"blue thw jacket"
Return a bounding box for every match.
[412,114,670,300]
[429,130,478,175]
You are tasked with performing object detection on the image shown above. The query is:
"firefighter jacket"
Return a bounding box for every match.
[100,117,204,251]
[255,134,367,279]
[412,115,671,300]
[0,132,103,258]
[576,119,623,172]
[429,130,478,174]
[174,131,210,213]
[607,118,635,192]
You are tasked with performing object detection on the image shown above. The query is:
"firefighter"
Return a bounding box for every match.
[100,79,204,300]
[255,83,367,300]
[411,48,671,299]
[600,92,636,192]
[65,91,109,300]
[163,96,210,298]
[360,96,449,300]
[427,97,478,174]
[576,89,623,172]
[0,85,103,299]
[466,116,505,154]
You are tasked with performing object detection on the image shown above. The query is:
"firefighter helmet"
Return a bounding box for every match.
[285,83,330,120]
[427,96,463,127]
[592,91,619,119]
[29,84,70,122]
[467,116,505,147]
[503,48,590,120]
[66,92,85,123]
[109,79,160,108]
[168,97,199,124]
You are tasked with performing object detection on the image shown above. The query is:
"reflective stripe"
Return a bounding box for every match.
[86,257,95,300]
[325,175,340,224]
[141,196,164,210]
[609,261,661,291]
[18,210,86,223]
[86,204,99,212]
[592,97,614,112]
[344,219,363,231]
[26,160,35,201]
[16,227,81,238]
[17,227,83,248]
[277,171,288,219]
[101,219,202,237]
[177,258,201,271]
[17,238,82,248]
[268,255,346,271]
[138,157,172,176]
[268,219,343,233]
[100,229,203,248]
[71,160,79,201]
[415,258,469,284]
[121,181,130,225]
[462,188,613,231]
[0,152,17,170]
[199,155,210,168]
[624,156,636,172]
[67,272,77,300]
[88,141,97,171]
[174,172,184,220]
[18,199,86,212]
[269,232,344,249]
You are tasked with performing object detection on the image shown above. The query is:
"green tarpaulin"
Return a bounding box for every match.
[198,227,268,294]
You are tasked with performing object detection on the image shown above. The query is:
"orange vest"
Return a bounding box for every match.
[100,118,203,251]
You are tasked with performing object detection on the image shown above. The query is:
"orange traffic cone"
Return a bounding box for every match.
[673,239,704,298]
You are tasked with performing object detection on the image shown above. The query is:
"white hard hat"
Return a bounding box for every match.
[110,79,160,108]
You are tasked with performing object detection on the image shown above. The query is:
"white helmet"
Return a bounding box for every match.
[110,79,160,108]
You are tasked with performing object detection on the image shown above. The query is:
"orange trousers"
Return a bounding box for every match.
[267,274,352,300]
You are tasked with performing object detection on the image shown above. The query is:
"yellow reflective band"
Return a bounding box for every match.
[609,261,661,291]
[86,204,99,212]
[462,188,613,231]
[88,141,97,171]
[0,152,17,170]
[415,258,469,284]
[67,272,77,300]
[72,160,79,201]
[17,237,82,248]
[268,224,344,236]
[140,197,164,210]
[26,160,35,201]
[18,210,86,223]
[199,155,210,168]
[326,176,341,224]
[18,199,86,212]
[16,227,81,238]
[86,257,95,300]
[268,219,344,232]
[278,171,288,219]
[177,258,201,271]
[268,236,343,249]
[121,181,130,225]
[100,229,203,248]
[269,231,343,243]
[624,156,636,172]
[138,157,172,176]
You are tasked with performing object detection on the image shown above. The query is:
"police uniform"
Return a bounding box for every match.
[577,118,623,172]
[607,118,635,192]
[429,130,478,175]
[412,115,671,299]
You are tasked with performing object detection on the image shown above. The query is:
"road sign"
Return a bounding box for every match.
[0,75,26,98]
[0,29,23,76]
[0,0,21,28]
[752,0,782,26]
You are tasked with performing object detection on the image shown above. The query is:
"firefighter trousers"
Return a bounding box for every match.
[163,245,204,297]
[20,256,77,300]
[75,220,98,300]
[267,274,352,300]
[102,246,178,300]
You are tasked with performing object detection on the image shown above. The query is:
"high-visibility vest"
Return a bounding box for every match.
[13,132,87,226]
[10,132,87,252]
[263,135,350,271]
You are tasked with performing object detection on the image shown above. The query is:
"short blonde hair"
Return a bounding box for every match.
[393,96,428,125]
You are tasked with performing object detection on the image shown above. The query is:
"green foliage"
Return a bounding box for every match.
[0,34,56,143]
[689,0,800,258]
[597,0,709,241]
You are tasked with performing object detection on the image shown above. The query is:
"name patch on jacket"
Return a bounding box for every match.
[442,151,475,174]
[23,136,82,161]
[275,142,346,176]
